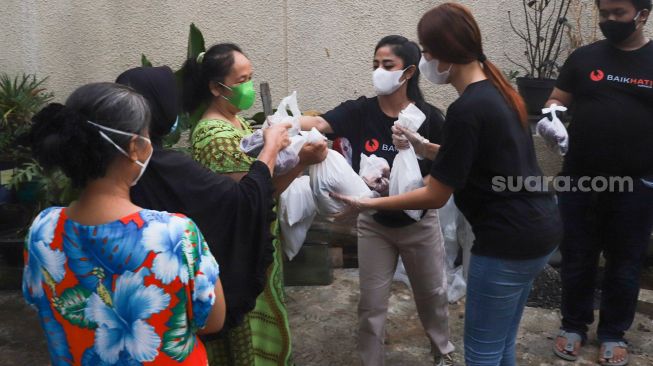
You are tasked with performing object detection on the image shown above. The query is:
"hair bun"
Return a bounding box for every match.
[30,102,105,187]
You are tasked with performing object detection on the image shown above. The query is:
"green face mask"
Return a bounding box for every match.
[219,80,256,111]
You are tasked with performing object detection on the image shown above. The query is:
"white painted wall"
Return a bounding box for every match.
[1,0,648,114]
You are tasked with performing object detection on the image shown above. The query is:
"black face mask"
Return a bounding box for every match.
[600,11,642,44]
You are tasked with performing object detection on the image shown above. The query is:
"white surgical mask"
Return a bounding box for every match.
[86,121,153,186]
[419,56,451,85]
[372,67,407,95]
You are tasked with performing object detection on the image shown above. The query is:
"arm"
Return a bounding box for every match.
[299,115,334,134]
[271,139,329,196]
[334,176,453,213]
[197,279,226,334]
[393,125,440,160]
[546,87,574,108]
[419,143,440,161]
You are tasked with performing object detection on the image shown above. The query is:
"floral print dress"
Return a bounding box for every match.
[22,207,220,366]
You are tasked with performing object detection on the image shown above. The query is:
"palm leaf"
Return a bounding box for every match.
[53,286,97,329]
[162,288,196,361]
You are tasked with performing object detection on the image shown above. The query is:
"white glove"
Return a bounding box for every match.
[393,125,430,158]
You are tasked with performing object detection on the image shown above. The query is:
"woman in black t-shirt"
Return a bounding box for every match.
[300,35,455,365]
[333,5,561,366]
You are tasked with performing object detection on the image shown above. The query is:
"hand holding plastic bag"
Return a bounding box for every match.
[240,92,306,174]
[536,104,568,156]
[359,154,390,195]
[389,103,426,221]
[307,128,373,216]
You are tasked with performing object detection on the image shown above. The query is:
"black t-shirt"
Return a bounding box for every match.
[322,96,445,227]
[430,80,561,259]
[556,40,653,177]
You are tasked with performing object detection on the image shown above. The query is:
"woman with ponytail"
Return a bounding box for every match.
[181,43,328,366]
[332,4,562,365]
[23,83,225,365]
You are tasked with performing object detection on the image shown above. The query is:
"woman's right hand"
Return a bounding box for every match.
[263,123,292,152]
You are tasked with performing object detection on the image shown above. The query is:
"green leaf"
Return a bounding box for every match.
[53,286,97,329]
[186,23,206,60]
[162,289,195,361]
[141,54,153,67]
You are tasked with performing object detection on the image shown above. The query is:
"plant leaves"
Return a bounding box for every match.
[162,288,195,361]
[141,54,153,67]
[186,23,206,60]
[53,286,97,329]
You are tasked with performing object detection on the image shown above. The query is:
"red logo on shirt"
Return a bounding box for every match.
[364,139,380,153]
[590,69,605,82]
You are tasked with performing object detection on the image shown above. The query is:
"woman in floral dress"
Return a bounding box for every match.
[22,82,225,365]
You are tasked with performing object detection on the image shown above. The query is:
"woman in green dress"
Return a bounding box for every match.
[181,43,327,366]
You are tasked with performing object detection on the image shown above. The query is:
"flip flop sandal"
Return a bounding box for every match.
[553,330,584,361]
[599,341,629,366]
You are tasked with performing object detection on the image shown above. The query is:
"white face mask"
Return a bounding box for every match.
[419,56,451,85]
[86,121,153,186]
[372,67,407,95]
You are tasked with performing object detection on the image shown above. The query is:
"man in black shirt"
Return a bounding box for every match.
[548,1,653,364]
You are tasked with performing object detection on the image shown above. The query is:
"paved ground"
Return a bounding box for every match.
[1,269,652,365]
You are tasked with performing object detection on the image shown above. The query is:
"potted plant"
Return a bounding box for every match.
[0,73,56,288]
[507,0,572,115]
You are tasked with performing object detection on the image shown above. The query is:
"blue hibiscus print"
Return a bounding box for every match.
[141,215,192,285]
[84,270,170,364]
[23,207,66,299]
[191,254,219,329]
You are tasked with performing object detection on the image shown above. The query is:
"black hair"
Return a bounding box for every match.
[595,0,652,11]
[180,43,244,114]
[374,35,425,104]
[30,82,150,188]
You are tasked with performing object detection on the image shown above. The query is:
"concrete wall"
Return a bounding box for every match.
[1,0,648,114]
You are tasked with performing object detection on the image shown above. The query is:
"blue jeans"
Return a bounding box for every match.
[464,253,552,366]
[559,179,653,342]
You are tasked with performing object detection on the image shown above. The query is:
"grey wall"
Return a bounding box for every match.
[2,0,647,113]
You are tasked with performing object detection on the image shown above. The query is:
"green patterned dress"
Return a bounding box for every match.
[192,117,292,366]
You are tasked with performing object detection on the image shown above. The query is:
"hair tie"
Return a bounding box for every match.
[196,52,206,64]
[478,53,487,63]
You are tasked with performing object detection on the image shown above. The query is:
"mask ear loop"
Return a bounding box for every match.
[86,120,151,166]
[217,82,234,102]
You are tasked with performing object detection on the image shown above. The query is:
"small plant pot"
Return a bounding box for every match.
[516,77,557,116]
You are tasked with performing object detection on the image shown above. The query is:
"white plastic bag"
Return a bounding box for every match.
[267,91,301,136]
[280,176,317,260]
[536,104,568,156]
[240,129,265,156]
[447,266,466,303]
[392,258,411,288]
[388,104,427,221]
[359,154,390,194]
[275,134,307,175]
[240,91,307,174]
[307,128,373,216]
[396,103,426,132]
[439,197,461,269]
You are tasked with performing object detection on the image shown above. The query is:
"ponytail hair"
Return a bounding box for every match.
[418,3,528,127]
[374,35,425,104]
[30,83,150,188]
[180,43,243,114]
